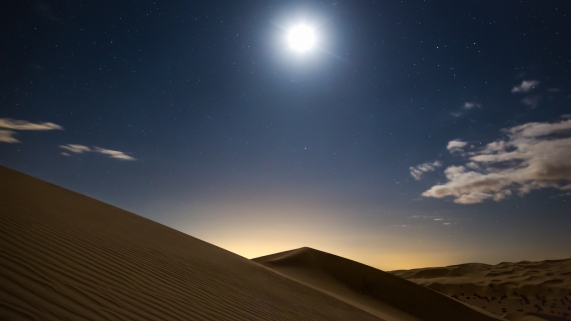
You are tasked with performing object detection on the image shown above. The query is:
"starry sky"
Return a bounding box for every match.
[2,0,570,270]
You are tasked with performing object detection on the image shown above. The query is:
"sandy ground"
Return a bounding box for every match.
[254,247,503,321]
[0,166,382,320]
[391,259,571,321]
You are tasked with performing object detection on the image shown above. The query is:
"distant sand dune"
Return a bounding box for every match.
[254,247,503,321]
[391,259,571,321]
[0,166,383,320]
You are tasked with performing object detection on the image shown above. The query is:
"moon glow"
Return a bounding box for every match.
[287,25,316,52]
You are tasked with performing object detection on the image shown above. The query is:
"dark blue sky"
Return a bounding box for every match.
[2,0,570,269]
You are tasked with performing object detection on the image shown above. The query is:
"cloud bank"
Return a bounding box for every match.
[60,144,136,161]
[421,118,571,204]
[0,118,63,143]
[410,161,442,180]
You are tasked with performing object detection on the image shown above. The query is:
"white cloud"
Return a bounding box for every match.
[561,114,571,119]
[59,144,136,161]
[511,80,540,93]
[0,130,19,143]
[60,144,91,153]
[0,118,63,143]
[410,161,442,180]
[463,102,482,110]
[446,140,468,153]
[465,162,480,170]
[0,118,63,131]
[422,118,571,204]
[94,147,136,161]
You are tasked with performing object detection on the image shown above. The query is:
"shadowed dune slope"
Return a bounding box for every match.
[391,259,571,321]
[254,247,504,321]
[0,166,382,321]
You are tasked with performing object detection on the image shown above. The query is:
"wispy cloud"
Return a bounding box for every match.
[0,118,63,143]
[0,118,63,131]
[410,161,442,180]
[511,80,540,93]
[451,102,483,117]
[60,144,91,153]
[409,215,457,226]
[0,130,19,143]
[60,144,136,161]
[446,139,467,153]
[94,147,136,160]
[422,117,571,204]
[463,102,482,110]
[521,96,540,108]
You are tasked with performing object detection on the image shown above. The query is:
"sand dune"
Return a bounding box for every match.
[2,165,559,321]
[391,259,571,321]
[0,166,383,320]
[254,247,504,321]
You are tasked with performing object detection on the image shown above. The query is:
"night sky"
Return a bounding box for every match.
[2,1,570,270]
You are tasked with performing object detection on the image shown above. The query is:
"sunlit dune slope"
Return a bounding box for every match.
[391,260,571,321]
[0,166,382,321]
[254,247,503,321]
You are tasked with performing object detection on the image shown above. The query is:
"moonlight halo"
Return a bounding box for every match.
[287,24,316,53]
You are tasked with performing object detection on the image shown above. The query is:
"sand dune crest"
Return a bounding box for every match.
[254,247,503,321]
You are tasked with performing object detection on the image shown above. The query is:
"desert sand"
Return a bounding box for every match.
[391,259,571,321]
[0,165,557,321]
[0,166,381,320]
[254,247,503,321]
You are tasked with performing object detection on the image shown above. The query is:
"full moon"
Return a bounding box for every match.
[287,25,316,52]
